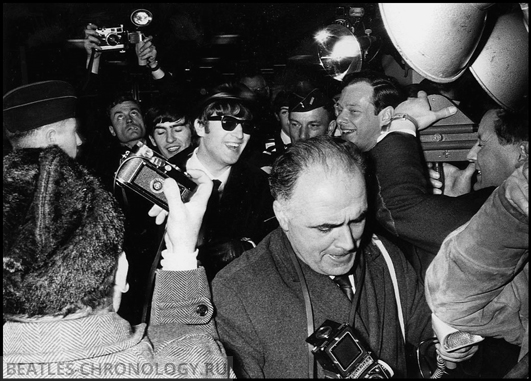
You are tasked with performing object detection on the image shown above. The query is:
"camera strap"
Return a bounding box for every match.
[372,235,405,342]
[287,238,316,379]
[285,233,366,379]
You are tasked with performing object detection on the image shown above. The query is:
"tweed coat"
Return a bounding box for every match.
[212,227,433,378]
[3,268,233,379]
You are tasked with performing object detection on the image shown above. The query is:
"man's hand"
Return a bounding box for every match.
[84,23,102,59]
[429,162,475,196]
[148,169,213,254]
[395,91,458,131]
[135,35,157,66]
[435,342,479,367]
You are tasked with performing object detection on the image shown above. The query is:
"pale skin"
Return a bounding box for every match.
[193,114,250,178]
[273,158,476,363]
[84,23,161,76]
[289,107,337,143]
[148,119,192,160]
[274,165,367,277]
[12,118,82,159]
[114,169,212,311]
[335,81,394,152]
[108,101,146,149]
[429,109,528,195]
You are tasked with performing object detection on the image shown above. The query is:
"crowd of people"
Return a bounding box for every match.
[3,22,528,379]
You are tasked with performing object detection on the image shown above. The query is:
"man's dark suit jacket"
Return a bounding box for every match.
[212,227,432,378]
[369,132,494,278]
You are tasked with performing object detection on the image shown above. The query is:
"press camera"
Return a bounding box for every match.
[307,320,394,379]
[115,141,197,211]
[94,9,153,52]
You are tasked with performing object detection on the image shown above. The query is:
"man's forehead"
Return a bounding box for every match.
[290,107,328,120]
[112,101,140,113]
[340,82,373,103]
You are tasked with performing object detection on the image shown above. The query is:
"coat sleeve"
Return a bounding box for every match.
[148,268,236,378]
[425,179,528,347]
[370,132,493,254]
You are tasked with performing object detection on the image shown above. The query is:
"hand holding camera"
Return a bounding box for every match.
[115,141,197,211]
[84,9,154,66]
[148,169,213,262]
[135,35,157,67]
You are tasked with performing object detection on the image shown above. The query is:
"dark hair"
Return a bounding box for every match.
[270,135,366,202]
[144,102,194,137]
[194,86,254,132]
[106,93,141,118]
[494,105,529,145]
[341,70,406,114]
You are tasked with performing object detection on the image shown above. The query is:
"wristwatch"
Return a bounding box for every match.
[390,113,419,130]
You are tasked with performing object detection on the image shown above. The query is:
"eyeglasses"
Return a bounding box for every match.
[207,115,256,135]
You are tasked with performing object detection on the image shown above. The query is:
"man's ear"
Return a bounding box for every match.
[327,119,337,136]
[516,141,529,167]
[379,106,394,128]
[148,135,156,146]
[273,200,289,232]
[108,125,116,137]
[194,119,206,137]
[45,127,57,145]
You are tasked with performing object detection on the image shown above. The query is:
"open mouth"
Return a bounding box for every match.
[225,142,241,151]
[340,128,356,135]
[166,145,182,153]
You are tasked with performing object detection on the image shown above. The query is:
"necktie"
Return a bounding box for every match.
[333,274,354,301]
[199,180,221,245]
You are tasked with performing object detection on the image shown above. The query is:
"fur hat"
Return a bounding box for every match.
[3,146,125,318]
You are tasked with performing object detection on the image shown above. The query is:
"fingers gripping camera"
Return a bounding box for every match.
[115,142,197,210]
[307,320,394,379]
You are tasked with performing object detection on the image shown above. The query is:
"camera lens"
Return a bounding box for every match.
[106,33,120,46]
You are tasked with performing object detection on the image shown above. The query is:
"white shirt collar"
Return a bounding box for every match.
[186,148,231,192]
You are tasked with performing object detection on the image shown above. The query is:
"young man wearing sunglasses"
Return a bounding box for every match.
[171,88,279,281]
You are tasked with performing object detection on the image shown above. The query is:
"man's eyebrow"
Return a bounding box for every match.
[311,210,368,229]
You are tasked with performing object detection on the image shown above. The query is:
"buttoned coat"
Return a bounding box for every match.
[212,227,433,378]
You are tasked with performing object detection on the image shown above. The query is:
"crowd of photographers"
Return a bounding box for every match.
[2,22,528,379]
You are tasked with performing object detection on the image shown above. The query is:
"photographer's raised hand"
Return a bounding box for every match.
[148,169,213,270]
[394,90,458,131]
[84,23,102,73]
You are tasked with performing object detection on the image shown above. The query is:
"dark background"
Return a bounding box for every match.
[3,3,387,95]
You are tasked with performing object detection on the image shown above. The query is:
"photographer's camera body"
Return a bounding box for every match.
[307,320,394,379]
[115,142,197,210]
[95,25,127,51]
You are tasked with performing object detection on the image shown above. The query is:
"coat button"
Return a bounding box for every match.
[196,304,208,316]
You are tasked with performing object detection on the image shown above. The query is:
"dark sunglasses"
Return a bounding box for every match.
[207,115,256,134]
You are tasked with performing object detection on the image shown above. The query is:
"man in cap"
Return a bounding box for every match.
[288,86,337,143]
[3,80,82,158]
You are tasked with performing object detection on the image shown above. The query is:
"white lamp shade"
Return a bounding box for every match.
[379,3,490,83]
[470,11,529,111]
